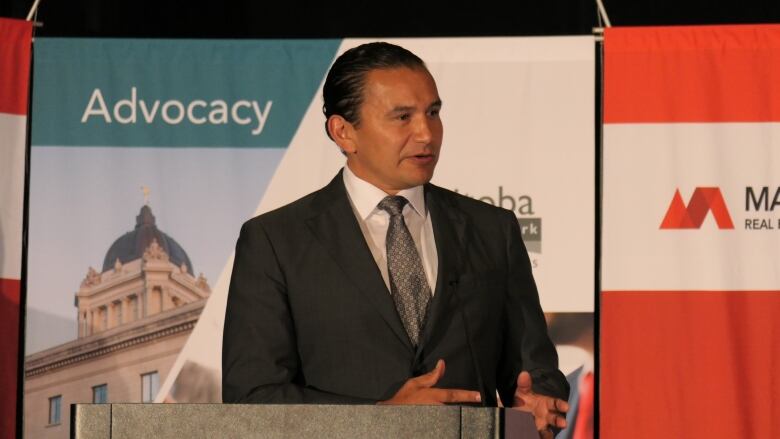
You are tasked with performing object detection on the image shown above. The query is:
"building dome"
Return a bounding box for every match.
[102,205,194,274]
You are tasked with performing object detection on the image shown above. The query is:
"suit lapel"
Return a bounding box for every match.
[305,171,414,353]
[417,185,469,355]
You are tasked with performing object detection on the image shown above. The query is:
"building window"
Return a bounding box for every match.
[151,286,163,314]
[101,305,108,331]
[48,395,62,425]
[115,301,123,325]
[130,295,138,321]
[141,371,159,403]
[92,384,108,404]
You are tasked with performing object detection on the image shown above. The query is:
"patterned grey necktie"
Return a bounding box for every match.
[378,195,432,347]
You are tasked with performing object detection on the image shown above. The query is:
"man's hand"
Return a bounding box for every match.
[512,371,569,439]
[378,359,482,405]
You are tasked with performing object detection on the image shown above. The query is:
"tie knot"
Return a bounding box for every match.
[378,196,408,217]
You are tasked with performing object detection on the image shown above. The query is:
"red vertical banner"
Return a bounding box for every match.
[602,25,780,437]
[0,16,33,439]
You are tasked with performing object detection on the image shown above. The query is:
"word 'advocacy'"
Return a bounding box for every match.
[81,87,273,135]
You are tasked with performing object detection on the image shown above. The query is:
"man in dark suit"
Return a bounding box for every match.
[222,42,569,436]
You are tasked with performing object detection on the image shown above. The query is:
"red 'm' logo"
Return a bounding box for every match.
[660,187,734,229]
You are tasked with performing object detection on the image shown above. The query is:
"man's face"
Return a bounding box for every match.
[345,67,443,194]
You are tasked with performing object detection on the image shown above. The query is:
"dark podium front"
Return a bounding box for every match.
[71,404,540,438]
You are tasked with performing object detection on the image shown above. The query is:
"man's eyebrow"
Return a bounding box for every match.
[387,99,443,114]
[388,105,415,114]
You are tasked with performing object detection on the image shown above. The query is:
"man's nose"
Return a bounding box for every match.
[413,116,433,144]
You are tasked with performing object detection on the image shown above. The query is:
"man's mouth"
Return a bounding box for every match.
[408,153,436,164]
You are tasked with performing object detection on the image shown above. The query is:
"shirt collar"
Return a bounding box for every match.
[342,164,426,220]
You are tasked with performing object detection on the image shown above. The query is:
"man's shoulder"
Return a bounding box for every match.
[242,188,325,233]
[240,171,345,231]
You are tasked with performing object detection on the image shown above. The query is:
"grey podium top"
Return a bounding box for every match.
[71,404,539,439]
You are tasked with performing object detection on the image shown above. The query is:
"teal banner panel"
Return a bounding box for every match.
[32,39,340,147]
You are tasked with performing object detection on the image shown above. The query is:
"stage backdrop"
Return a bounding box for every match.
[602,25,780,438]
[24,37,594,438]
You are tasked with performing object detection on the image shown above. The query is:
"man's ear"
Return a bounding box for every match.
[327,115,357,155]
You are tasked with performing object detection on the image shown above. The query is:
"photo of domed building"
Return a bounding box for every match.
[23,204,210,439]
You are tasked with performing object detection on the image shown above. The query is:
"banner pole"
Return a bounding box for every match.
[25,0,42,21]
[595,0,612,28]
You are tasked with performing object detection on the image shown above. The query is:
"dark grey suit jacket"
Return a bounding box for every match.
[222,170,568,406]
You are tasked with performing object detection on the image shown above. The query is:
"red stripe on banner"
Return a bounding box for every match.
[601,291,780,438]
[604,25,780,123]
[0,18,33,115]
[0,278,20,439]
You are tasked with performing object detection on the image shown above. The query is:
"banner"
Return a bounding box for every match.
[602,25,780,437]
[26,37,594,438]
[0,17,33,439]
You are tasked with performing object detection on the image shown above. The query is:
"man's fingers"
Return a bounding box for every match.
[415,359,445,388]
[430,388,482,404]
[546,412,567,429]
[516,370,532,395]
[382,362,483,405]
[547,397,569,413]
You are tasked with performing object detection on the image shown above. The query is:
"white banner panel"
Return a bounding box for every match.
[418,37,596,312]
[603,123,780,290]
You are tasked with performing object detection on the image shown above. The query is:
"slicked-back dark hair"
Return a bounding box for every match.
[322,42,428,140]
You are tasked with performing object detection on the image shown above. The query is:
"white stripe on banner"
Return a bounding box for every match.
[603,123,780,290]
[0,113,26,279]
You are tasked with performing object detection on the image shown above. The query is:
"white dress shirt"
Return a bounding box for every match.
[342,165,438,295]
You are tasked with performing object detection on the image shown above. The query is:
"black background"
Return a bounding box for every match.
[3,0,780,38]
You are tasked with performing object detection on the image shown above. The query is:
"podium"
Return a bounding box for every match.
[71,404,540,438]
